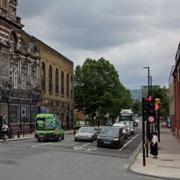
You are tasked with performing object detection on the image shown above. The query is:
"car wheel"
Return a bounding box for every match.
[97,143,101,147]
[61,135,64,140]
[38,138,43,142]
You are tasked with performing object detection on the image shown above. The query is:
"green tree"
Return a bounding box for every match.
[74,57,132,124]
[132,99,142,115]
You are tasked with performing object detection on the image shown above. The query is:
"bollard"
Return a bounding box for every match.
[17,131,20,138]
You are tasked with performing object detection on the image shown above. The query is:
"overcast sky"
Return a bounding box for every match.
[17,0,180,89]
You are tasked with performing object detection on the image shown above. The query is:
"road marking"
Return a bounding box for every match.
[118,134,139,151]
[73,146,83,150]
[73,143,90,150]
[129,141,142,160]
[31,143,53,148]
[31,142,79,148]
[81,143,90,147]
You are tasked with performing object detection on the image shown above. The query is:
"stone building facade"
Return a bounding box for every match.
[0,0,74,134]
[0,0,41,135]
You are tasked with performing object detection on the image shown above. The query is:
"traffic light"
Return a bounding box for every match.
[144,96,155,116]
[155,98,160,111]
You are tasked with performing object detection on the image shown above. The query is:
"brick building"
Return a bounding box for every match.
[33,37,74,129]
[172,42,180,136]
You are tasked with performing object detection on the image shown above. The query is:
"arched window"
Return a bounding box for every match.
[49,65,53,95]
[41,62,46,93]
[61,71,64,96]
[66,73,69,98]
[55,68,59,94]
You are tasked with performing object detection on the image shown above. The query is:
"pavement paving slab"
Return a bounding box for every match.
[130,128,180,180]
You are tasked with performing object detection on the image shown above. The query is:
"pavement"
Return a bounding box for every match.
[0,129,74,142]
[130,127,180,180]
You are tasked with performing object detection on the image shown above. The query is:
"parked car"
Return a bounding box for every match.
[97,126,125,149]
[74,127,97,142]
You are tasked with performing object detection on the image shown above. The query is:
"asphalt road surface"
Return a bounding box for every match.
[0,128,160,180]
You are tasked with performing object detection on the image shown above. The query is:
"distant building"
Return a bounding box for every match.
[141,85,160,98]
[169,65,175,129]
[130,89,142,100]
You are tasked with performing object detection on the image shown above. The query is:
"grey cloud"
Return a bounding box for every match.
[17,0,180,88]
[18,0,176,50]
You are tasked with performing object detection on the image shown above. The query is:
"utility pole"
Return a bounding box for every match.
[142,97,146,166]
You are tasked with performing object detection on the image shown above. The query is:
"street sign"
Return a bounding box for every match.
[148,116,155,123]
[21,107,27,117]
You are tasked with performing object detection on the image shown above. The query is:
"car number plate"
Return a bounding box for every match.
[104,141,111,144]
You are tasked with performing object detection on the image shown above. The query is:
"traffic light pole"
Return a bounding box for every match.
[142,97,146,166]
[145,66,150,158]
[157,109,160,142]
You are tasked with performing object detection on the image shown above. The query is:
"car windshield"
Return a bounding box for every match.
[36,117,58,130]
[100,127,119,136]
[78,127,94,133]
[113,122,124,126]
[120,115,133,121]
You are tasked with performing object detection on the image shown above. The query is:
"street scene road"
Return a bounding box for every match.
[0,129,157,180]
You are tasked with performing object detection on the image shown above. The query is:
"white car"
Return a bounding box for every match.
[113,122,129,139]
[126,121,135,135]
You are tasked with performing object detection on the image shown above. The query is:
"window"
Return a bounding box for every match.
[9,104,20,123]
[21,63,28,90]
[41,62,46,92]
[71,75,73,99]
[61,71,64,96]
[10,64,18,89]
[49,65,53,95]
[66,73,69,98]
[10,32,17,52]
[55,69,59,94]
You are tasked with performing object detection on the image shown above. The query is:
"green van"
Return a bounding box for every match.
[35,113,64,142]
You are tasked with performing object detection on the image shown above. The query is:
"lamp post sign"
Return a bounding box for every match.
[148,116,155,123]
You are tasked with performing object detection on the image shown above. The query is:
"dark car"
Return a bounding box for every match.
[97,126,125,149]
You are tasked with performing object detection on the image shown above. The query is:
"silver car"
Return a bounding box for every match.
[74,127,97,142]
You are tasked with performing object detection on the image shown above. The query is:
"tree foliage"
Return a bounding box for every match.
[74,57,132,121]
[132,99,142,115]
